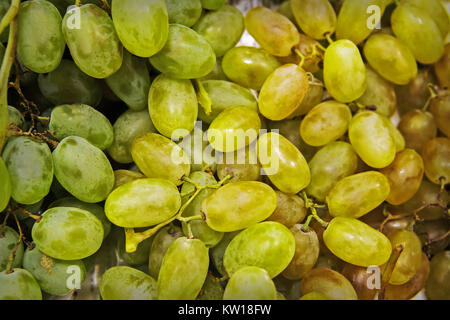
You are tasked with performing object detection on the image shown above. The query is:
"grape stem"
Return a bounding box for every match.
[301,191,329,228]
[422,83,439,112]
[195,79,212,116]
[324,33,334,45]
[15,206,41,222]
[0,0,19,37]
[301,215,314,232]
[294,49,306,69]
[377,244,404,300]
[5,213,23,274]
[178,214,203,223]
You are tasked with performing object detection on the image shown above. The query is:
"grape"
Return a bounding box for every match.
[111,0,168,58]
[32,207,104,260]
[266,191,307,228]
[381,112,405,153]
[7,106,25,131]
[323,217,392,267]
[193,5,244,58]
[223,266,277,300]
[62,4,123,78]
[388,230,422,285]
[341,264,378,300]
[425,251,450,300]
[434,43,450,89]
[402,0,449,38]
[202,181,277,232]
[324,40,367,103]
[221,46,281,91]
[53,136,114,203]
[363,33,417,85]
[116,231,153,266]
[37,59,103,107]
[0,156,11,212]
[198,274,224,300]
[0,268,42,300]
[398,110,437,153]
[307,141,358,202]
[282,224,319,280]
[300,101,352,147]
[291,0,337,40]
[148,74,198,139]
[49,197,111,239]
[380,149,424,205]
[415,219,450,255]
[148,225,183,279]
[131,133,190,186]
[157,237,209,300]
[200,58,228,81]
[0,226,24,272]
[211,231,241,276]
[178,127,217,173]
[223,221,295,278]
[200,0,226,10]
[301,268,358,300]
[166,0,202,27]
[422,137,450,185]
[100,266,157,300]
[257,132,311,194]
[391,3,444,64]
[277,0,297,25]
[2,136,53,205]
[149,24,216,79]
[217,145,262,184]
[49,104,114,151]
[288,76,324,118]
[105,178,181,228]
[336,0,387,45]
[348,111,396,168]
[259,64,309,121]
[17,0,65,73]
[0,0,10,42]
[22,246,86,296]
[357,66,397,118]
[113,170,145,190]
[107,110,156,164]
[430,94,450,137]
[197,80,258,123]
[299,292,330,300]
[278,34,324,74]
[245,6,299,57]
[105,50,151,111]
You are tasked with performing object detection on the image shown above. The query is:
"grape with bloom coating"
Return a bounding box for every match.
[0,226,24,272]
[0,269,42,300]
[223,266,277,300]
[291,0,336,40]
[166,0,202,27]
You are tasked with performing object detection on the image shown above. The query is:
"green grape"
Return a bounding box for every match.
[100,266,157,300]
[422,137,450,185]
[221,47,281,91]
[403,0,449,37]
[0,268,42,300]
[266,191,307,228]
[202,181,277,232]
[178,127,217,173]
[49,104,114,150]
[282,224,319,280]
[197,80,258,123]
[37,59,103,107]
[391,3,444,64]
[22,247,86,296]
[380,149,424,205]
[149,24,216,79]
[211,231,241,276]
[105,50,151,111]
[113,170,145,190]
[0,157,11,212]
[111,0,168,58]
[434,44,450,89]
[32,207,104,260]
[348,111,396,168]
[53,136,114,203]
[193,5,244,58]
[131,133,190,186]
[363,33,417,85]
[336,0,387,45]
[105,178,181,228]
[223,221,295,278]
[223,266,277,300]
[300,292,330,300]
[157,237,209,300]
[307,141,358,202]
[425,251,450,300]
[291,0,337,40]
[324,40,367,103]
[7,106,25,131]
[49,196,111,239]
[17,0,65,73]
[0,0,10,42]
[245,6,300,57]
[301,268,357,300]
[2,136,53,205]
[199,57,228,81]
[198,273,224,300]
[398,109,437,153]
[300,101,352,147]
[0,226,24,272]
[117,231,153,266]
[208,106,261,153]
[259,64,309,121]
[430,94,450,137]
[326,171,390,218]
[217,145,262,184]
[388,230,422,285]
[277,0,297,25]
[381,116,405,152]
[357,66,397,117]
[257,132,311,194]
[323,217,392,267]
[166,0,202,27]
[200,0,226,10]
[107,110,156,164]
[148,225,183,279]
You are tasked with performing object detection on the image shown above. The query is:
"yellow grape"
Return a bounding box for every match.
[430,94,450,138]
[422,137,450,185]
[301,268,357,300]
[223,266,277,300]
[291,0,337,40]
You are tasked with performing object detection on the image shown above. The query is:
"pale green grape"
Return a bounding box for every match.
[301,268,357,300]
[113,170,145,190]
[0,226,24,272]
[211,231,241,276]
[402,0,449,37]
[291,0,336,40]
[166,0,202,27]
[223,266,277,300]
[287,75,324,118]
[216,145,262,184]
[0,156,11,212]
[0,268,42,300]
[201,0,226,10]
[178,127,217,173]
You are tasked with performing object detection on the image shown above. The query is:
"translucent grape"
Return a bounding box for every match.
[398,110,437,153]
[0,226,24,272]
[223,266,277,300]
[0,269,42,300]
[301,268,357,300]
[266,191,307,228]
[291,0,337,40]
[422,137,450,185]
[166,0,201,27]
[402,0,449,37]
